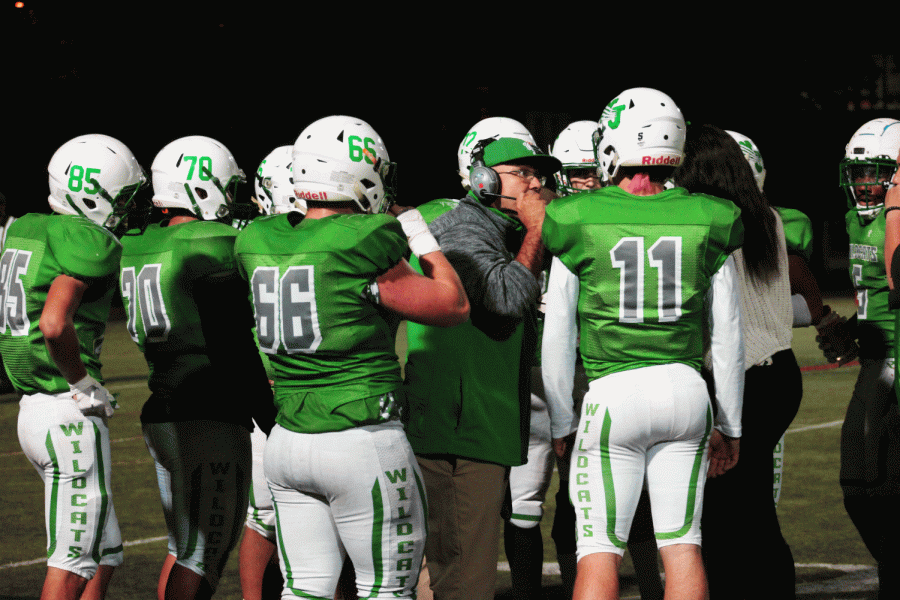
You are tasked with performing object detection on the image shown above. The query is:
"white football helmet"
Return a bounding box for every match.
[840,118,900,212]
[726,130,766,192]
[550,120,600,194]
[291,115,395,214]
[151,135,245,221]
[47,134,147,230]
[457,117,537,189]
[254,146,306,215]
[594,87,685,184]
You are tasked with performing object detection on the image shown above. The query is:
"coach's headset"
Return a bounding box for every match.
[469,137,515,204]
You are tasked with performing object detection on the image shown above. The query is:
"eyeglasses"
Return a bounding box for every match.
[497,168,546,186]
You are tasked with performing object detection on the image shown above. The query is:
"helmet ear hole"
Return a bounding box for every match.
[195,187,208,200]
[83,198,97,210]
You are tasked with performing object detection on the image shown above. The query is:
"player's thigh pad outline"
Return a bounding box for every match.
[17,392,123,578]
[265,421,427,600]
[142,420,251,590]
[570,364,711,558]
[246,424,276,540]
[509,389,554,529]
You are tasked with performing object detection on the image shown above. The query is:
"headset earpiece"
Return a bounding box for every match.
[469,138,501,204]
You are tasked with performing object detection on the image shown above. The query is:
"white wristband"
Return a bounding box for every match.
[397,209,441,257]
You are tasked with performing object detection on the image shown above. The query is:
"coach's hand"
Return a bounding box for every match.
[516,189,546,232]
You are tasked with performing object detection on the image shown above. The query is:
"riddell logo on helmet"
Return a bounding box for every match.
[642,156,681,166]
[295,190,329,200]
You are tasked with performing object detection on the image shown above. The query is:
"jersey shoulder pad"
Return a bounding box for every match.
[315,214,407,274]
[775,206,813,260]
[544,190,588,225]
[542,190,600,260]
[47,214,122,279]
[170,220,238,277]
[345,214,407,269]
[845,209,856,231]
[233,214,279,250]
[692,192,744,256]
[417,199,460,224]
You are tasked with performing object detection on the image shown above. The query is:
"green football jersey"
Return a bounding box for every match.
[119,220,243,401]
[543,186,743,381]
[234,212,408,434]
[846,209,894,347]
[0,213,121,395]
[776,207,813,262]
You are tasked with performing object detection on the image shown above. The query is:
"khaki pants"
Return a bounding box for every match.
[416,456,508,600]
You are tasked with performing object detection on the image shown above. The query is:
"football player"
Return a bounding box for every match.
[837,118,900,599]
[885,128,900,406]
[552,121,602,195]
[251,145,307,217]
[541,89,744,600]
[0,191,18,394]
[119,135,274,600]
[234,115,469,599]
[6,134,144,600]
[547,120,664,600]
[238,144,303,600]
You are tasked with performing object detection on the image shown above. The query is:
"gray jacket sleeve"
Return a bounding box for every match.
[432,199,541,340]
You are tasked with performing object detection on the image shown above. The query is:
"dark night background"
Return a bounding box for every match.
[2,4,896,293]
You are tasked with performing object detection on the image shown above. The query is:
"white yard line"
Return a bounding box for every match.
[786,420,844,434]
[0,537,167,569]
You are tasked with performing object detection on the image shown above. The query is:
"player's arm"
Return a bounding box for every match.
[42,273,118,418]
[706,254,744,474]
[40,274,89,384]
[376,209,469,328]
[788,255,825,326]
[541,256,580,458]
[377,253,470,328]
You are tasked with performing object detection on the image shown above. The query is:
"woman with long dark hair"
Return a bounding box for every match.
[676,124,801,599]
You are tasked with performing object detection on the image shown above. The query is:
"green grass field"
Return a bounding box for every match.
[0,297,879,599]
